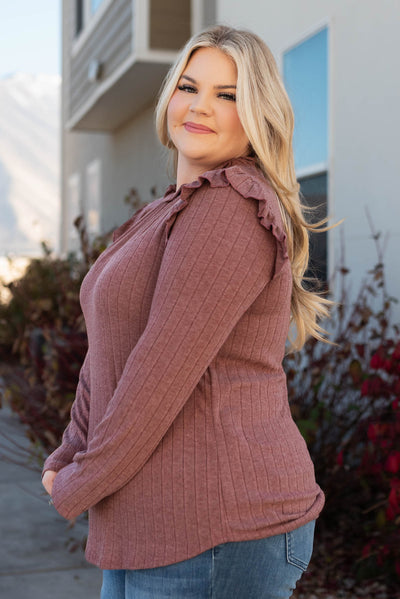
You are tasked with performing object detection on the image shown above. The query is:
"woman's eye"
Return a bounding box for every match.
[218,92,236,102]
[177,84,197,93]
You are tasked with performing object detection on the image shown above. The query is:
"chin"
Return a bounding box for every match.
[182,152,216,164]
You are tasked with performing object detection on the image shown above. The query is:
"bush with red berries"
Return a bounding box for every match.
[285,248,400,586]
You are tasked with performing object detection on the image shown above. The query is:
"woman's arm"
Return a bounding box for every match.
[42,352,91,475]
[51,183,278,519]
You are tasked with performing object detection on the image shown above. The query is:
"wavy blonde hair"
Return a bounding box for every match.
[155,25,332,352]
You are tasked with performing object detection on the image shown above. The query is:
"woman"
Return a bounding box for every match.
[43,25,331,598]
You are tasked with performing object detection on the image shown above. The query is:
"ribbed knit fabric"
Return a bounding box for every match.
[43,156,324,570]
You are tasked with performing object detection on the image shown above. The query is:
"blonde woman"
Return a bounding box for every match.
[43,25,329,598]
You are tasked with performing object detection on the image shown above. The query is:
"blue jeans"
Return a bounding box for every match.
[100,520,315,599]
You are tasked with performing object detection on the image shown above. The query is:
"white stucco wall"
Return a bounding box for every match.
[61,130,113,252]
[62,108,172,252]
[108,105,172,229]
[217,0,400,313]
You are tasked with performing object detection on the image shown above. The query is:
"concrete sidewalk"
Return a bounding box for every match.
[0,401,102,599]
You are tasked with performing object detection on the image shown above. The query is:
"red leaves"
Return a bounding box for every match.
[370,351,384,369]
[389,479,400,502]
[367,422,376,442]
[285,262,400,585]
[361,380,370,396]
[356,353,400,576]
[396,560,400,578]
[361,375,385,397]
[393,342,400,361]
[361,342,400,401]
[386,480,400,520]
[355,343,366,359]
[362,540,374,558]
[385,451,400,474]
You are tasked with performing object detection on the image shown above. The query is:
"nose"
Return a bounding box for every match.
[189,92,212,116]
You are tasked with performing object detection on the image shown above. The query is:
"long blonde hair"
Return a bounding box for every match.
[155,25,332,352]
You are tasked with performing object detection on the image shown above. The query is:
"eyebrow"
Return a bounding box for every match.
[180,74,236,90]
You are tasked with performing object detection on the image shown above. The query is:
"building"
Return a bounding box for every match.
[60,0,400,312]
[60,0,215,251]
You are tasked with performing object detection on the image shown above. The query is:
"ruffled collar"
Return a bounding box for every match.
[162,154,289,279]
[163,156,261,199]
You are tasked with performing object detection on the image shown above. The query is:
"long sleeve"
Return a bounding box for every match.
[51,183,278,519]
[42,352,90,474]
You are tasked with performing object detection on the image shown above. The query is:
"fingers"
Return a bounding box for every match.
[42,470,57,496]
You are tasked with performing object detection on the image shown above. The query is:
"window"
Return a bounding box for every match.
[75,0,108,38]
[91,0,105,15]
[67,174,81,251]
[299,173,328,286]
[283,27,329,285]
[86,160,102,237]
[283,27,328,174]
[75,0,84,36]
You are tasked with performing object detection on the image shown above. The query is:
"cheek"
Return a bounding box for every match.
[167,97,178,140]
[167,93,184,125]
[225,109,248,145]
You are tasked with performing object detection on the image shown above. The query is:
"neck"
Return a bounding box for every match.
[176,156,215,191]
[175,153,252,190]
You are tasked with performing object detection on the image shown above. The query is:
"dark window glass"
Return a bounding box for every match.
[76,0,84,36]
[299,172,328,288]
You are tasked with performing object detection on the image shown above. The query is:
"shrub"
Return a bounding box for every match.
[285,237,400,584]
[0,196,148,453]
[0,245,87,451]
[1,214,398,585]
[0,245,85,360]
[0,221,113,453]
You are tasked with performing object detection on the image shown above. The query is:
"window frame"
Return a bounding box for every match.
[72,0,115,55]
[280,21,332,284]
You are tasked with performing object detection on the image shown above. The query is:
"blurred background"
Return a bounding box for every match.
[0,1,399,598]
[0,2,60,287]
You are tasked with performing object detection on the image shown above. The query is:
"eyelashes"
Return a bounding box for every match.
[177,84,196,94]
[218,92,237,102]
[177,84,236,102]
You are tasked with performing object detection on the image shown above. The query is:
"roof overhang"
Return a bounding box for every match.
[66,51,177,132]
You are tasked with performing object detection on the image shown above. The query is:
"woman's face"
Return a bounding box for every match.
[167,47,249,176]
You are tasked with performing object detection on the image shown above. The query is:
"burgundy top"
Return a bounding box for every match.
[44,156,324,569]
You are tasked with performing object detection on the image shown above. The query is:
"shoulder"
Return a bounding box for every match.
[167,157,289,279]
[179,157,272,198]
[180,158,282,225]
[180,157,287,250]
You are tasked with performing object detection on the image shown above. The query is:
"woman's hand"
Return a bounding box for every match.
[42,470,58,497]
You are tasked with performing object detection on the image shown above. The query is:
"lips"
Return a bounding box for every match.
[184,122,215,134]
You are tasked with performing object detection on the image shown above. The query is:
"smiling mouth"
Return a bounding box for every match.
[184,122,215,134]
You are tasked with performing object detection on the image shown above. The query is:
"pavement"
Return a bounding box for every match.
[0,400,102,599]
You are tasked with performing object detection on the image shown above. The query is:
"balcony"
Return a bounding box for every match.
[66,0,191,131]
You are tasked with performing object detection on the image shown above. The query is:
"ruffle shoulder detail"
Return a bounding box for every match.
[165,157,289,280]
